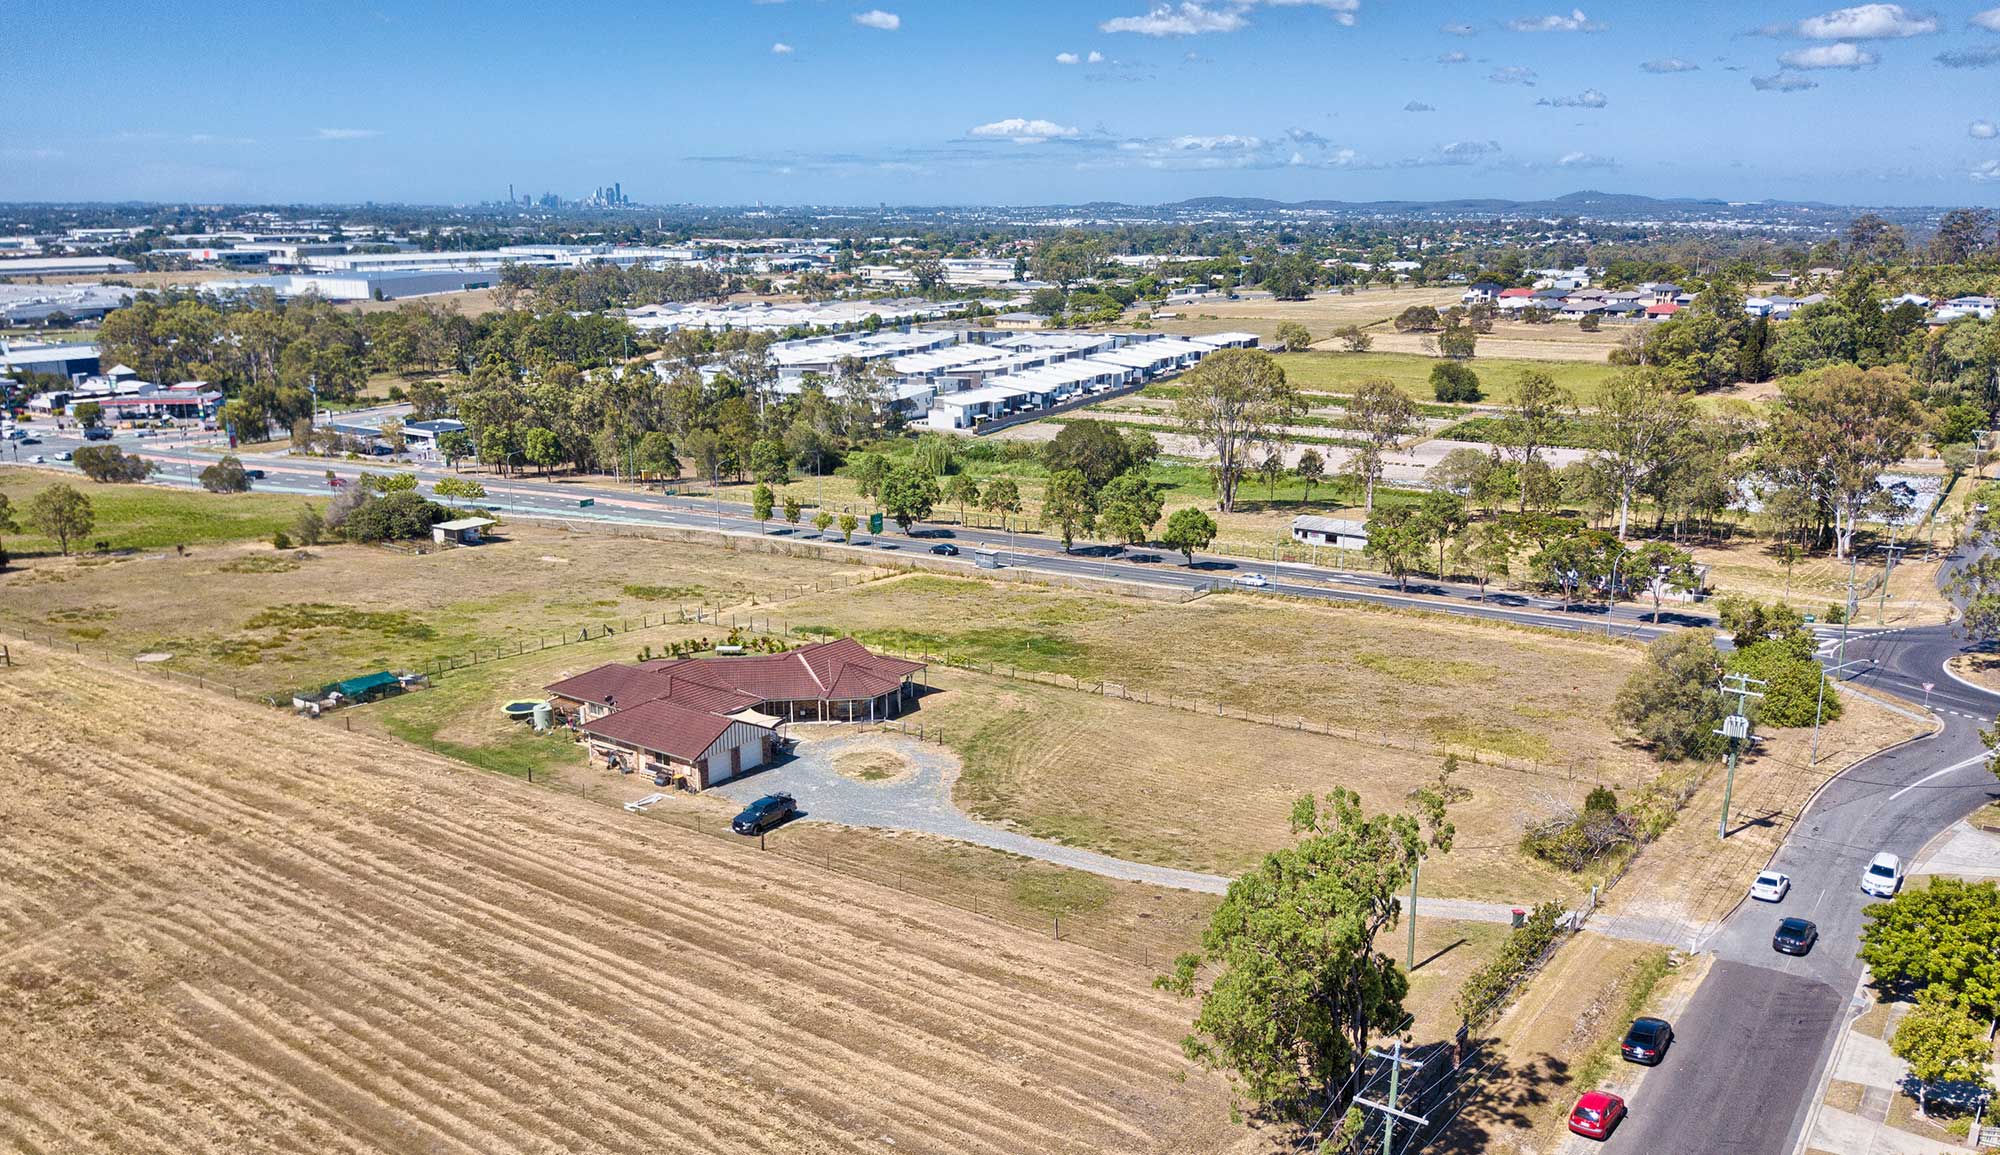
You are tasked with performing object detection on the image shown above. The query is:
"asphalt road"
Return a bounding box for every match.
[1603,608,2000,1154]
[5,419,1702,642]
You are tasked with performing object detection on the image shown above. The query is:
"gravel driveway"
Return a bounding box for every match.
[710,731,1523,925]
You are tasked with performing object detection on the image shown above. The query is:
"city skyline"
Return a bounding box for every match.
[8,1,2000,207]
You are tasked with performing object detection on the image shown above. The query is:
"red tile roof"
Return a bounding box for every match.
[1646,301,1681,316]
[1498,287,1535,298]
[547,640,923,753]
[579,698,742,762]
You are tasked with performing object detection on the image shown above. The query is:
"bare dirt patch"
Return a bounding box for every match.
[830,739,919,784]
[0,648,1258,1155]
[1948,653,2000,694]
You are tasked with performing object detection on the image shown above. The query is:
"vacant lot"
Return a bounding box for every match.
[0,517,883,698]
[913,669,1599,905]
[1154,286,1464,340]
[787,574,1648,775]
[1,470,322,558]
[1366,325,1624,363]
[0,650,1258,1155]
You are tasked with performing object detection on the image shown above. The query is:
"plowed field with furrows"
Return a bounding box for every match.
[0,653,1253,1155]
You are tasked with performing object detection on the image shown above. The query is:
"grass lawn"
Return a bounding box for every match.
[0,471,323,558]
[1273,350,1622,404]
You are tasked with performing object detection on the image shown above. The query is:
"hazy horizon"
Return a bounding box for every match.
[10,1,2000,207]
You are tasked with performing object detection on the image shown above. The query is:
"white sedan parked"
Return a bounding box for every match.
[1750,870,1792,903]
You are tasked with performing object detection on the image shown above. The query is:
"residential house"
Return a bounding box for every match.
[1461,281,1504,304]
[544,638,927,791]
[1645,301,1682,321]
[1290,515,1368,550]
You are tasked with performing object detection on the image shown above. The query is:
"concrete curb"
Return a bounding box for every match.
[1790,972,1875,1155]
[1937,653,2000,703]
[1693,721,1944,955]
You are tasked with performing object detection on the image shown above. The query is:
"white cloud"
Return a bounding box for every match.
[1101,0,1359,36]
[852,9,900,31]
[1641,57,1700,72]
[1779,42,1878,68]
[1507,8,1605,33]
[1557,151,1616,168]
[1972,119,1999,138]
[1166,133,1264,150]
[1975,7,2000,31]
[771,41,794,54]
[1101,2,1247,35]
[1401,139,1503,166]
[1796,3,1934,38]
[1973,159,2000,182]
[1751,71,1819,90]
[1089,50,1105,62]
[1055,51,1081,64]
[968,117,1080,143]
[1489,65,1538,84]
[1537,87,1608,107]
[313,128,379,140]
[1404,100,1436,111]
[1437,50,1470,63]
[1440,21,1475,35]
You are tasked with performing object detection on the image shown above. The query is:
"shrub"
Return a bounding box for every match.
[1430,361,1483,403]
[72,445,153,483]
[1455,903,1564,1026]
[1584,785,1619,816]
[272,530,292,550]
[340,491,451,543]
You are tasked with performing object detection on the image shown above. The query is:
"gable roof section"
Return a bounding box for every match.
[580,698,747,762]
[547,639,923,711]
[545,662,677,708]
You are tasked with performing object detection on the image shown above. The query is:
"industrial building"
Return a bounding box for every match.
[0,284,136,325]
[0,341,101,379]
[0,256,138,277]
[208,269,502,302]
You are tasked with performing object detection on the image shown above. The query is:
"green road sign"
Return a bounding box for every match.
[868,513,883,534]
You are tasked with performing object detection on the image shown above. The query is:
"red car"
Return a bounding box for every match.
[1568,1090,1626,1140]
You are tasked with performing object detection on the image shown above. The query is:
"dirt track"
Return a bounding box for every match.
[0,650,1254,1154]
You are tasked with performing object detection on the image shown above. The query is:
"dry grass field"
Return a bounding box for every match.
[0,649,1266,1155]
[1155,286,1463,339]
[785,574,1651,777]
[913,668,1606,905]
[1365,329,1621,363]
[0,520,883,699]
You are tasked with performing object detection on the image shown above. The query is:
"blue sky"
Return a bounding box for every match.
[7,1,2000,206]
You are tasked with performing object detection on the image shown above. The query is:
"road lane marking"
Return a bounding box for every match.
[1888,753,1990,800]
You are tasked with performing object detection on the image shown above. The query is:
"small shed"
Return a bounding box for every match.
[331,671,403,702]
[1291,515,1368,550]
[432,516,495,545]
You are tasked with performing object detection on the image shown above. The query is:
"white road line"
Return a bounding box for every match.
[1888,753,1991,800]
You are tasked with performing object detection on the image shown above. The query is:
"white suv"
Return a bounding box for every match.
[1861,852,1902,898]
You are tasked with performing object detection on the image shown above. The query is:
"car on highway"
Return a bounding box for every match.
[1232,572,1272,588]
[28,454,44,464]
[1750,870,1792,902]
[18,436,40,445]
[82,427,111,441]
[1773,917,1819,956]
[244,468,266,480]
[928,543,959,556]
[54,450,72,461]
[1567,1090,1627,1140]
[1620,1017,1673,1065]
[731,792,797,836]
[1861,852,1902,898]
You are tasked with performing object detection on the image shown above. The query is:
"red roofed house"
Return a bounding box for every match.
[1645,301,1681,320]
[544,638,927,791]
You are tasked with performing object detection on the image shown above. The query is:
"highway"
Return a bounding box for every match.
[5,418,1706,642]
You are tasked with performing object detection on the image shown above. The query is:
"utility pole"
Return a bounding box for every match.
[1358,1040,1427,1154]
[1877,539,1908,625]
[1406,856,1420,971]
[1836,546,1861,671]
[1810,656,1868,766]
[1716,672,1766,840]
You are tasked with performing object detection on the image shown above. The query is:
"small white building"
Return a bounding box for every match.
[1290,515,1369,550]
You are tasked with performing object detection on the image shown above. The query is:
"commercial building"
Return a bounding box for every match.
[0,341,101,379]
[208,269,501,302]
[0,256,138,277]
